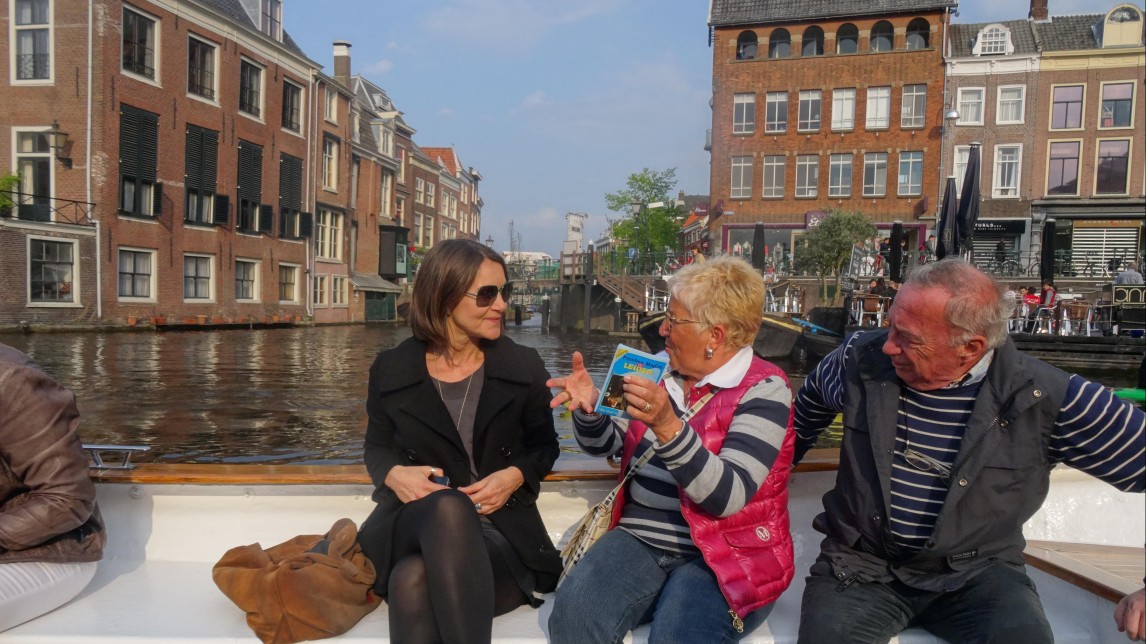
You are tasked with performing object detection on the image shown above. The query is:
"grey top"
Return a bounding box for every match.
[435,364,485,480]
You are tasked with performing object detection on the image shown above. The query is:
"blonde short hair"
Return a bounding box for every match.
[667,255,764,348]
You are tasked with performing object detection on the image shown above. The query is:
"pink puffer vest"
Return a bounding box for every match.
[610,356,796,619]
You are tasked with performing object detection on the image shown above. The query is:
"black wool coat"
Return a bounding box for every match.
[357,335,563,595]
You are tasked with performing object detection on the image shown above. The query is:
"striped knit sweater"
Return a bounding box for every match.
[573,346,791,554]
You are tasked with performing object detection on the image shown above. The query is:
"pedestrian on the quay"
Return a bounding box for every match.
[0,343,105,632]
[547,255,797,643]
[357,239,561,643]
[791,259,1145,643]
[1115,262,1144,285]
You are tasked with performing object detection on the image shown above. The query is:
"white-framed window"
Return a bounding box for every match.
[315,208,343,260]
[239,58,263,118]
[733,93,755,134]
[829,153,852,197]
[331,275,347,306]
[187,35,217,101]
[122,5,158,82]
[1050,85,1084,130]
[762,156,784,198]
[397,147,407,183]
[278,263,299,303]
[865,87,890,129]
[14,128,53,215]
[1095,139,1131,195]
[415,178,425,204]
[325,87,338,123]
[380,171,393,217]
[12,0,52,82]
[426,183,436,208]
[1099,82,1134,129]
[281,79,303,132]
[260,0,281,40]
[957,87,985,125]
[313,274,328,306]
[235,259,259,301]
[395,196,406,227]
[898,151,923,196]
[798,90,822,132]
[795,155,818,197]
[118,247,155,301]
[832,88,855,131]
[974,24,1012,55]
[992,144,1021,198]
[183,253,214,301]
[901,84,926,128]
[1046,140,1081,196]
[862,153,887,197]
[731,156,752,199]
[765,92,787,133]
[953,145,972,197]
[414,213,423,246]
[28,236,77,305]
[996,85,1025,125]
[441,221,449,240]
[322,137,338,190]
[425,216,434,246]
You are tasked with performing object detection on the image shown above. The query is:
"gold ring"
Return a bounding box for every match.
[643,401,652,413]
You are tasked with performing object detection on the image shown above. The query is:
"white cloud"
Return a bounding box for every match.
[386,41,417,55]
[362,58,394,76]
[511,90,551,114]
[438,107,455,117]
[424,0,623,55]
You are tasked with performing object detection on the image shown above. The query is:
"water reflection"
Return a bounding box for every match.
[0,321,1133,465]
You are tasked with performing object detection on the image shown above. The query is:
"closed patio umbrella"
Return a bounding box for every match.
[751,222,766,270]
[936,177,959,260]
[956,144,981,261]
[1040,219,1056,283]
[889,222,904,282]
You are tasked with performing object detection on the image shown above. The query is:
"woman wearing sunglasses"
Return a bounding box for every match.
[357,239,562,643]
[547,255,797,643]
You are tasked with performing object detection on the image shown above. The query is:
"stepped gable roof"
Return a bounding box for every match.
[1032,14,1104,51]
[949,20,1039,57]
[197,0,308,59]
[709,0,955,27]
[421,147,460,175]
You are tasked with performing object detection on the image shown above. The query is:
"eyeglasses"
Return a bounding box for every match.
[903,447,952,483]
[662,311,701,332]
[465,282,513,307]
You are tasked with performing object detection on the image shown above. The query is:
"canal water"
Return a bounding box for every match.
[0,320,1136,466]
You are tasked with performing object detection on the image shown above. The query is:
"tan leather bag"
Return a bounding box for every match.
[212,518,379,644]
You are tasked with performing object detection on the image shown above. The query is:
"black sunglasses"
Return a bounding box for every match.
[466,282,513,307]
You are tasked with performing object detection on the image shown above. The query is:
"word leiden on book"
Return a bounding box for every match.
[594,344,670,419]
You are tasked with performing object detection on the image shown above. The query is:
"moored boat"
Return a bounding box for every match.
[6,454,1141,644]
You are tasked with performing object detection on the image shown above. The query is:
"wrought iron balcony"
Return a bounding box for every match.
[0,191,96,227]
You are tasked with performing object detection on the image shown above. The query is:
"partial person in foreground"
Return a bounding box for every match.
[0,343,104,632]
[547,256,797,643]
[357,239,561,643]
[791,258,1145,643]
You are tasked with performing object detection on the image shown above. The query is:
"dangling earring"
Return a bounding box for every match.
[705,347,714,359]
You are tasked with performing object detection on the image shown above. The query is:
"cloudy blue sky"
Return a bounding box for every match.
[288,0,1108,257]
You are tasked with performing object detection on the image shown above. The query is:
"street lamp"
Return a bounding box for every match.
[484,235,494,248]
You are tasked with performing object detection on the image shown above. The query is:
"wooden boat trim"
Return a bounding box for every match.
[1023,540,1145,604]
[87,448,845,485]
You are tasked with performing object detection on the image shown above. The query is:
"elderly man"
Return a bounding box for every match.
[1116,262,1144,285]
[792,259,1144,643]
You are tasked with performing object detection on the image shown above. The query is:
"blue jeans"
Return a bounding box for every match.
[548,529,771,644]
[797,559,1053,643]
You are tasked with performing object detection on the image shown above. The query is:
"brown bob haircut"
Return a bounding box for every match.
[408,238,508,348]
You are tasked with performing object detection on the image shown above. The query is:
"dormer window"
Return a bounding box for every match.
[1100,4,1143,48]
[974,24,1013,55]
[260,0,281,40]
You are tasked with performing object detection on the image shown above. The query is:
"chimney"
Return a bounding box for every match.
[1029,0,1048,21]
[333,41,351,86]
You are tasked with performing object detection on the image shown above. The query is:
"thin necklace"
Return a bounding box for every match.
[435,370,475,428]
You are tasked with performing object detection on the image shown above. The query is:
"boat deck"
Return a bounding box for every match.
[1024,541,1146,603]
[5,455,1143,643]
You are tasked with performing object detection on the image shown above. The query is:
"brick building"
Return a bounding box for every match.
[707,0,954,258]
[422,146,482,244]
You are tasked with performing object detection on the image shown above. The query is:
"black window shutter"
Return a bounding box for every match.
[259,204,274,234]
[299,212,313,238]
[138,109,159,182]
[213,194,230,226]
[120,106,141,177]
[279,153,302,210]
[185,125,202,191]
[237,140,263,203]
[202,128,218,192]
[152,182,163,215]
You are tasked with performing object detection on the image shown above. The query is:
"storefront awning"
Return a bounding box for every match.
[350,272,402,293]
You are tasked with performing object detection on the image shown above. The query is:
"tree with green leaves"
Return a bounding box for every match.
[793,209,876,305]
[604,168,683,272]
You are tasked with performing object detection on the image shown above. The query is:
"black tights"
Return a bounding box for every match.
[387,490,527,644]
